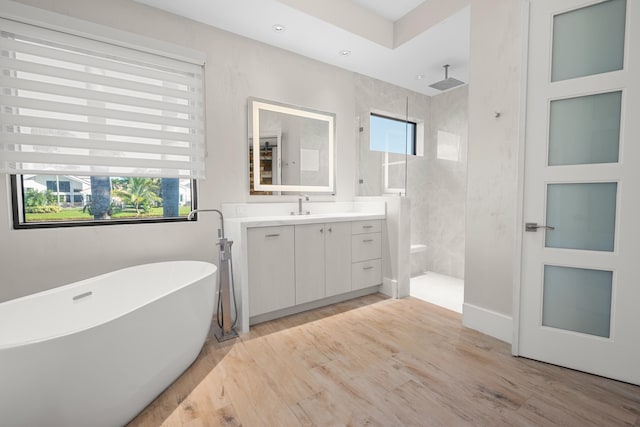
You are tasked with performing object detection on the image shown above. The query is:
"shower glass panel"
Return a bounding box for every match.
[551,0,626,82]
[542,265,613,338]
[357,99,411,196]
[548,91,622,166]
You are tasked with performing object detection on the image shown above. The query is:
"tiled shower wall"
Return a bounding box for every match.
[355,73,430,196]
[354,73,468,280]
[409,85,468,279]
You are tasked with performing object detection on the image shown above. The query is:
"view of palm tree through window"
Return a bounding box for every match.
[19,174,192,223]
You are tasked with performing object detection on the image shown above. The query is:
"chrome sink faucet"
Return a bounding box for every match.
[292,195,310,215]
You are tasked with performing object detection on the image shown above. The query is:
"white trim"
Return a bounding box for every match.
[512,0,531,357]
[381,277,398,298]
[462,303,513,344]
[249,286,380,327]
[0,0,205,65]
[250,98,335,194]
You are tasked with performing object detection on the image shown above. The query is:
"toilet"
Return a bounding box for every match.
[410,244,427,277]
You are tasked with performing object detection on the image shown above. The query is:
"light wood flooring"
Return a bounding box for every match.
[128,294,640,426]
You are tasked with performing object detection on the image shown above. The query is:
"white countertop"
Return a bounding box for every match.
[226,212,385,228]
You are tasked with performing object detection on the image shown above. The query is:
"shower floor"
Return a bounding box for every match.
[410,271,463,313]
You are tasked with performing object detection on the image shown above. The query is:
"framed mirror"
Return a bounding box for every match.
[248,98,335,195]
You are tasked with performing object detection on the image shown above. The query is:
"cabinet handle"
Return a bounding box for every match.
[265,233,280,238]
[320,227,324,233]
[362,239,374,243]
[328,227,332,233]
[363,266,374,270]
[363,225,374,229]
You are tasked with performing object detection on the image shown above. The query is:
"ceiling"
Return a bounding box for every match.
[134,0,470,96]
[350,0,430,21]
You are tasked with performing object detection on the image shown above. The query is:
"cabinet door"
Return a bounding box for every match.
[295,223,326,304]
[248,226,295,316]
[325,222,352,297]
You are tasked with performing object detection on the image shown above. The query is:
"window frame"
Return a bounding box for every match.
[369,113,418,156]
[10,174,198,229]
[2,2,206,230]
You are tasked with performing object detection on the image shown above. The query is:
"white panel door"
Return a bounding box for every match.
[519,0,640,384]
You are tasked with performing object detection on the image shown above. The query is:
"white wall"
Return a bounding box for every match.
[463,0,526,341]
[0,0,359,302]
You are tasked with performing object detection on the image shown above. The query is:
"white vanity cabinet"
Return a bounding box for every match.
[351,220,383,291]
[242,216,384,326]
[247,226,295,316]
[295,222,352,304]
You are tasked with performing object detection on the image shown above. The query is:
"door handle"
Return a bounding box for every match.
[525,222,555,232]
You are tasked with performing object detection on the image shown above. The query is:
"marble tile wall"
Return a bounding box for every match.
[354,74,430,196]
[408,85,468,279]
[355,74,468,280]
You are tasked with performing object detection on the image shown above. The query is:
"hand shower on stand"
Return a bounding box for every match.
[187,209,239,342]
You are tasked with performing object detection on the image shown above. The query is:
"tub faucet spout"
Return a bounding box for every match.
[187,208,225,238]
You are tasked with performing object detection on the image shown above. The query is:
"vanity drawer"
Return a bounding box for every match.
[351,233,381,262]
[352,259,382,290]
[352,220,382,235]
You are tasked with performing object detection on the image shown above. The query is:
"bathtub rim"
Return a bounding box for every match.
[0,260,217,350]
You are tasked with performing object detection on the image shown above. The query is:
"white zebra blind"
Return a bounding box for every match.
[0,18,206,179]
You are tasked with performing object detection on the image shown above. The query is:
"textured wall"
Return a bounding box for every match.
[465,0,525,316]
[354,74,430,197]
[354,74,468,280]
[410,85,468,279]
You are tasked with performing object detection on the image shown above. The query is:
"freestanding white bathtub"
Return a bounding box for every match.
[0,260,216,427]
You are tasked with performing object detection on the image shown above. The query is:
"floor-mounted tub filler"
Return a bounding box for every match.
[0,260,216,427]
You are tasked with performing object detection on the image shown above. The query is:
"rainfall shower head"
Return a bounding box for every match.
[429,64,465,91]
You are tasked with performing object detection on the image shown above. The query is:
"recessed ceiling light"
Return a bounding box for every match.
[339,50,351,56]
[416,74,425,80]
[272,24,286,32]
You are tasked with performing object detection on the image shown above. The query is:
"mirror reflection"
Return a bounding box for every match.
[248,98,335,195]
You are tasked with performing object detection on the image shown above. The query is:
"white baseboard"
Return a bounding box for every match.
[249,286,380,326]
[462,303,513,344]
[381,277,397,298]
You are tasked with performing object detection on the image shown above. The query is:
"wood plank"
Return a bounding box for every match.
[128,293,640,427]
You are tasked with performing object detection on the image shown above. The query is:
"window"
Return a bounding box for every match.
[13,174,194,227]
[369,113,419,194]
[0,7,206,228]
[46,180,70,193]
[369,113,417,155]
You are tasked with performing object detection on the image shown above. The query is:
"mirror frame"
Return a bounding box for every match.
[249,97,335,194]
